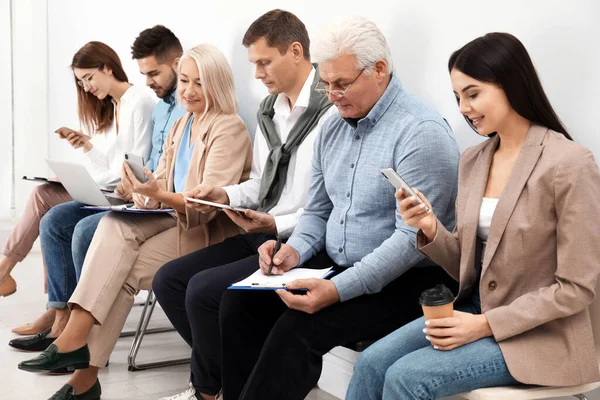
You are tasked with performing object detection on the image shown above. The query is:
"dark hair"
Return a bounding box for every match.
[72,41,128,134]
[242,9,310,59]
[131,25,183,64]
[448,32,572,140]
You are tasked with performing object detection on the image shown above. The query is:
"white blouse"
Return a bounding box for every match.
[83,84,156,190]
[478,197,499,262]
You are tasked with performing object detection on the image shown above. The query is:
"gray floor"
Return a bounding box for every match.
[0,247,338,400]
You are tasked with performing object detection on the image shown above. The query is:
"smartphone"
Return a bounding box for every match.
[124,153,147,183]
[380,168,430,213]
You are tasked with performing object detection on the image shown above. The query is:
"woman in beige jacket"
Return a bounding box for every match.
[347,33,600,399]
[19,44,253,400]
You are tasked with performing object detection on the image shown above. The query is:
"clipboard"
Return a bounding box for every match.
[228,267,335,292]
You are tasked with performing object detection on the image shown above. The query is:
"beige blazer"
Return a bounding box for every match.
[154,110,252,256]
[418,124,600,386]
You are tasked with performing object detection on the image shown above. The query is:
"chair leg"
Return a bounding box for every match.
[126,290,190,371]
[119,290,175,338]
[573,394,588,400]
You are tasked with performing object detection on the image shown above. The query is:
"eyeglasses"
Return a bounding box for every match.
[315,68,365,98]
[77,67,100,88]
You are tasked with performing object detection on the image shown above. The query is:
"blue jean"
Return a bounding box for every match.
[346,295,519,400]
[39,201,107,308]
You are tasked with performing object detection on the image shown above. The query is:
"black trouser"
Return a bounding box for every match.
[152,232,276,396]
[219,265,456,400]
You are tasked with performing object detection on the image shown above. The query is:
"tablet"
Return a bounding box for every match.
[184,197,248,213]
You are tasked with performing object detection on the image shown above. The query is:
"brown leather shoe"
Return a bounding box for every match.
[0,275,16,297]
[12,319,55,335]
[12,308,56,335]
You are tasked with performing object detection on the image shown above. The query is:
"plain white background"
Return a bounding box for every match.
[2,1,600,398]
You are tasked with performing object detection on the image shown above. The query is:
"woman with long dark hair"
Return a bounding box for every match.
[346,32,600,399]
[1,41,154,333]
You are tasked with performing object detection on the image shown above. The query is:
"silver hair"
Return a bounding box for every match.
[312,16,394,75]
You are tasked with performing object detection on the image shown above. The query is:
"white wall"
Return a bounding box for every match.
[0,0,14,219]
[9,0,49,217]
[45,0,600,162]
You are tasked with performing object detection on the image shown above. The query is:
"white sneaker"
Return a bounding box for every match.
[159,381,197,400]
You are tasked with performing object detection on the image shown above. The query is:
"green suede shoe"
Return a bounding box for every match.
[48,379,101,399]
[18,343,90,373]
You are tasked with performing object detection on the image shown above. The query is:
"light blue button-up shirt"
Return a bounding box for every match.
[286,74,460,301]
[147,91,187,172]
[174,115,195,193]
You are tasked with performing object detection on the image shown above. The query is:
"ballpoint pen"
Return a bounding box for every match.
[267,236,282,277]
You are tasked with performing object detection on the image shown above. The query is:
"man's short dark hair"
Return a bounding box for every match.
[242,9,310,59]
[131,25,183,63]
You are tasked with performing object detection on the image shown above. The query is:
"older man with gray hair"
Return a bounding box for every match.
[219,16,461,400]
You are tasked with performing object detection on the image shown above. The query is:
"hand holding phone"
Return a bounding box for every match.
[55,127,78,139]
[380,168,429,212]
[381,168,437,240]
[124,153,147,183]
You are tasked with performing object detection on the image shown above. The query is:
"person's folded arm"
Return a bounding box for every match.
[485,148,600,341]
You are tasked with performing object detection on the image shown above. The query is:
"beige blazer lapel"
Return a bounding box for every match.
[481,125,547,274]
[460,135,498,285]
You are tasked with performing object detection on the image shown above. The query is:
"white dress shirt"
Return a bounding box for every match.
[84,84,156,190]
[224,68,338,238]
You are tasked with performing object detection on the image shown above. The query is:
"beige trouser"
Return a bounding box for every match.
[3,183,71,261]
[68,212,181,368]
[3,183,71,293]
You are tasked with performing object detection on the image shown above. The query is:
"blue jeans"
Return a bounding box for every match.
[346,296,519,400]
[39,201,107,308]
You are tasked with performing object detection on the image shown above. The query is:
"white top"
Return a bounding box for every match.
[478,197,499,262]
[83,84,156,190]
[223,68,338,238]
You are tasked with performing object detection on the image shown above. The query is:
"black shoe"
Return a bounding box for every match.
[9,328,56,352]
[18,343,90,373]
[48,378,101,399]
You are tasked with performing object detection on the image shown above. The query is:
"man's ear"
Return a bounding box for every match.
[290,42,304,63]
[172,57,181,70]
[373,59,388,81]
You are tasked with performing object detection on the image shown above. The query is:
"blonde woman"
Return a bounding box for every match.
[19,44,253,400]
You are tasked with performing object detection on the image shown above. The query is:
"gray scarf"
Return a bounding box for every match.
[257,65,333,212]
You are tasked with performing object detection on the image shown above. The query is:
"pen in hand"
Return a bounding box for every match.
[267,236,282,277]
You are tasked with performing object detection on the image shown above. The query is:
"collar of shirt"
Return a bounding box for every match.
[120,84,137,104]
[356,73,403,128]
[272,67,315,118]
[164,90,177,105]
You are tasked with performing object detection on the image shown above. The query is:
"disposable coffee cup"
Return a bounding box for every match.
[419,284,454,320]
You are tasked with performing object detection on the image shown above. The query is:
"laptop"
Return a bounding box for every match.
[45,160,130,206]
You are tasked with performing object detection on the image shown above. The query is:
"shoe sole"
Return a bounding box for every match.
[18,362,89,373]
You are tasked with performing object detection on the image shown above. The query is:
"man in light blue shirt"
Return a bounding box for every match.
[219,16,461,400]
[131,25,187,174]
